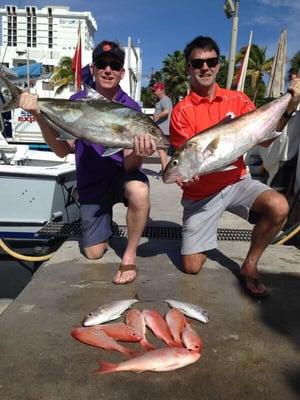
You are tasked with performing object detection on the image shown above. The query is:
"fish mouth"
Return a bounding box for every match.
[162,170,177,184]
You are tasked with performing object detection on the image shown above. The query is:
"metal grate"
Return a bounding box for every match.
[38,222,252,241]
[37,221,81,238]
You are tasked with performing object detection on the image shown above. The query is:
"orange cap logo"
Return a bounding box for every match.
[102,44,112,52]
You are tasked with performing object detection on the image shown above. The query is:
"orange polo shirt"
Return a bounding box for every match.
[170,84,255,200]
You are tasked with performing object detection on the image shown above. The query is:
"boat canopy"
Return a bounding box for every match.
[12,63,43,78]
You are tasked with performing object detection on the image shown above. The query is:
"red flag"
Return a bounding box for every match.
[72,23,82,92]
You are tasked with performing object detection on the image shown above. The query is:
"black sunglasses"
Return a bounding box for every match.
[94,59,123,71]
[189,57,219,69]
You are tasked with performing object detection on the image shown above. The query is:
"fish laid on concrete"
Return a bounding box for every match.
[0,72,169,152]
[165,308,186,346]
[125,309,155,351]
[82,299,138,326]
[164,299,209,324]
[71,327,139,358]
[163,93,291,183]
[94,347,201,374]
[96,322,142,342]
[181,322,203,353]
[142,309,182,347]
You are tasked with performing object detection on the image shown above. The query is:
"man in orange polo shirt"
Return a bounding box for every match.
[170,36,300,297]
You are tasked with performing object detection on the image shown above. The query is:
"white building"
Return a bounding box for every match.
[0,5,142,142]
[0,5,97,71]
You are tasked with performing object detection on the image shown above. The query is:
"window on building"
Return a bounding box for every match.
[42,81,54,91]
[48,14,53,49]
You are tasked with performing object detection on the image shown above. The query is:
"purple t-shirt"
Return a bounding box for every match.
[70,86,141,202]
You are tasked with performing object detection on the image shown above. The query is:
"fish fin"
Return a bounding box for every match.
[84,85,110,102]
[204,137,220,157]
[102,147,123,157]
[110,123,128,134]
[56,131,77,141]
[92,360,117,375]
[217,114,234,125]
[259,130,281,142]
[124,348,143,358]
[215,165,237,172]
[140,339,155,351]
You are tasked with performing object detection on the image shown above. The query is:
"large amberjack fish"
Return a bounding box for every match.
[82,299,138,326]
[164,299,209,324]
[163,93,291,183]
[0,72,169,151]
[94,347,201,374]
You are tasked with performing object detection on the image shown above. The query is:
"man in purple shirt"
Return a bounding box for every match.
[19,40,157,285]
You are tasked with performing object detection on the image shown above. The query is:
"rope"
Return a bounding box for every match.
[0,239,54,262]
[274,224,300,245]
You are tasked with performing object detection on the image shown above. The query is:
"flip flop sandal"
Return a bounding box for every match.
[113,264,137,285]
[238,275,269,298]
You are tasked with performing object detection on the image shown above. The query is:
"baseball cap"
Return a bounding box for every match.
[92,40,125,65]
[151,82,165,91]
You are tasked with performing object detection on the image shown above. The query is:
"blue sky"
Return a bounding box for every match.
[2,1,300,85]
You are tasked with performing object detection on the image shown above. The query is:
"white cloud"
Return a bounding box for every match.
[258,0,300,10]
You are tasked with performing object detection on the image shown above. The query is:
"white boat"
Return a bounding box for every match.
[0,132,80,241]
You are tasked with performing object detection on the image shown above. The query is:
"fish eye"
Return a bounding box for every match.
[172,159,179,166]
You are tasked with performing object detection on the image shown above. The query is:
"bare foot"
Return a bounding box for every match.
[113,264,137,285]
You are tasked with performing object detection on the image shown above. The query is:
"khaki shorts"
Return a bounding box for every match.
[181,175,272,255]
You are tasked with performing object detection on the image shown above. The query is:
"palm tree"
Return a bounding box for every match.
[288,51,300,78]
[50,56,74,94]
[149,70,164,88]
[161,50,189,103]
[216,55,228,88]
[234,44,273,104]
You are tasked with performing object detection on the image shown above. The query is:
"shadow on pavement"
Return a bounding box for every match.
[206,248,300,397]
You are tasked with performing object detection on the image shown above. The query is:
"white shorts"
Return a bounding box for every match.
[181,175,272,255]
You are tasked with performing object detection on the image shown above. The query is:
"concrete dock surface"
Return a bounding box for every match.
[0,162,299,400]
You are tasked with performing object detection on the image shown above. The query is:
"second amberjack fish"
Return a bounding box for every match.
[163,93,292,183]
[82,299,138,326]
[164,299,209,324]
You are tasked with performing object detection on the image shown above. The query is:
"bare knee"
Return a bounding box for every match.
[271,196,289,224]
[253,191,289,225]
[125,181,149,209]
[266,193,289,225]
[182,254,207,274]
[83,242,108,260]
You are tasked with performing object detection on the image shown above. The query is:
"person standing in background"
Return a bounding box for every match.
[151,82,173,175]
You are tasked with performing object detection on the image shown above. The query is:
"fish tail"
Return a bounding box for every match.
[140,339,155,351]
[92,360,118,375]
[0,72,22,112]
